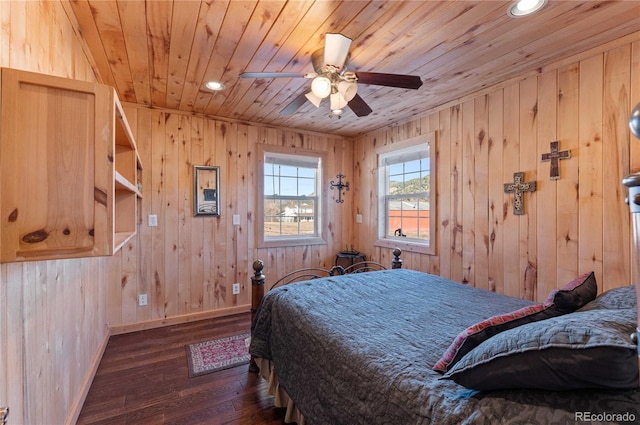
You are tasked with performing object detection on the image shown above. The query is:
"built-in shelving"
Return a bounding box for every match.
[113,95,142,253]
[0,68,142,262]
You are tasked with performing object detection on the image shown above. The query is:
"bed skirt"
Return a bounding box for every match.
[255,357,307,425]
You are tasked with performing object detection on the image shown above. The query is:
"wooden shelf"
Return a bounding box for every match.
[112,94,142,253]
[0,68,142,262]
[115,171,140,194]
[113,231,136,254]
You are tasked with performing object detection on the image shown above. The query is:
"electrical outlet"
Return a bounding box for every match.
[232,283,240,295]
[232,214,240,225]
[138,294,148,306]
[356,214,363,223]
[148,214,158,227]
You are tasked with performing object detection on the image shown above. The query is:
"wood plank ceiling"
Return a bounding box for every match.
[67,0,640,137]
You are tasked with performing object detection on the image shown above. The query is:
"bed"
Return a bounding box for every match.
[249,253,640,425]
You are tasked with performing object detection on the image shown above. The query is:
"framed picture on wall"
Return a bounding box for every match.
[193,165,220,216]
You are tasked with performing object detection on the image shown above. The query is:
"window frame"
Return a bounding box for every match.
[257,145,327,249]
[375,132,437,255]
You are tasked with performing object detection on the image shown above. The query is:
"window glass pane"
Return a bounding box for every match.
[298,177,315,196]
[297,199,315,235]
[264,198,282,236]
[403,171,421,194]
[416,200,430,218]
[279,165,298,177]
[404,171,421,182]
[264,163,272,176]
[389,163,404,176]
[386,196,430,241]
[264,174,278,196]
[386,198,404,238]
[420,158,430,171]
[279,177,298,196]
[298,167,316,178]
[263,198,317,237]
[404,160,422,173]
[418,175,430,192]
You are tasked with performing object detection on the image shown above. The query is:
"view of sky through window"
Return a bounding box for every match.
[264,164,316,196]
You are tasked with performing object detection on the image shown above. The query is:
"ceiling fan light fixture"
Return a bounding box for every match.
[204,80,225,91]
[337,81,357,102]
[508,0,546,17]
[241,33,421,119]
[324,33,352,71]
[330,92,348,110]
[311,76,332,98]
[305,91,323,108]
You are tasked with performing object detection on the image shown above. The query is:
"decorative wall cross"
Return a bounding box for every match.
[330,174,349,203]
[504,172,536,215]
[541,140,571,180]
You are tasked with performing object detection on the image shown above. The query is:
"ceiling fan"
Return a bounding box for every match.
[240,33,423,118]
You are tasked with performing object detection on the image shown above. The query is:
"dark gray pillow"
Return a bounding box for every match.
[433,272,598,373]
[442,308,639,391]
[579,285,636,311]
[544,271,598,313]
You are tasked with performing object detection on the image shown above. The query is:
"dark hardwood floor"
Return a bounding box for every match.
[77,313,288,425]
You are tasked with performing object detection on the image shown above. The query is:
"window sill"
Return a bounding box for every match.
[375,238,435,255]
[259,237,327,249]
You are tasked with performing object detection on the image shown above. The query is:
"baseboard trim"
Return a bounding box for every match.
[108,305,251,335]
[65,327,111,425]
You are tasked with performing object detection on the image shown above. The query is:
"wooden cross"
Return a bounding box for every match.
[504,172,536,215]
[541,140,570,180]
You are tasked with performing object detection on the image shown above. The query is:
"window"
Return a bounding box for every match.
[377,134,436,254]
[258,147,325,247]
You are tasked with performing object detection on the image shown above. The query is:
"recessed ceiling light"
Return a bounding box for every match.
[508,0,546,17]
[204,81,225,91]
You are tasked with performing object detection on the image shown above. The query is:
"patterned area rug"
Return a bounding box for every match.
[186,333,251,377]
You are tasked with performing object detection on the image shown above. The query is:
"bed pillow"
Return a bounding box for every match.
[578,285,636,312]
[544,271,598,313]
[442,308,639,391]
[433,272,597,373]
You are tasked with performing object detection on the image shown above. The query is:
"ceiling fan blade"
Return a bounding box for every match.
[347,94,373,117]
[355,72,423,90]
[240,72,306,79]
[280,92,309,115]
[324,33,352,70]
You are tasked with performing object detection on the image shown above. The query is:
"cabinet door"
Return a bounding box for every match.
[0,68,112,262]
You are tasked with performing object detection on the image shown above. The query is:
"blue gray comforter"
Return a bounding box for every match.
[250,269,639,424]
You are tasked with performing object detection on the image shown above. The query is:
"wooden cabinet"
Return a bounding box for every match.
[0,68,141,262]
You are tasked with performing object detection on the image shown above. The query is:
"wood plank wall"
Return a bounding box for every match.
[111,108,351,332]
[0,2,112,425]
[353,36,640,302]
